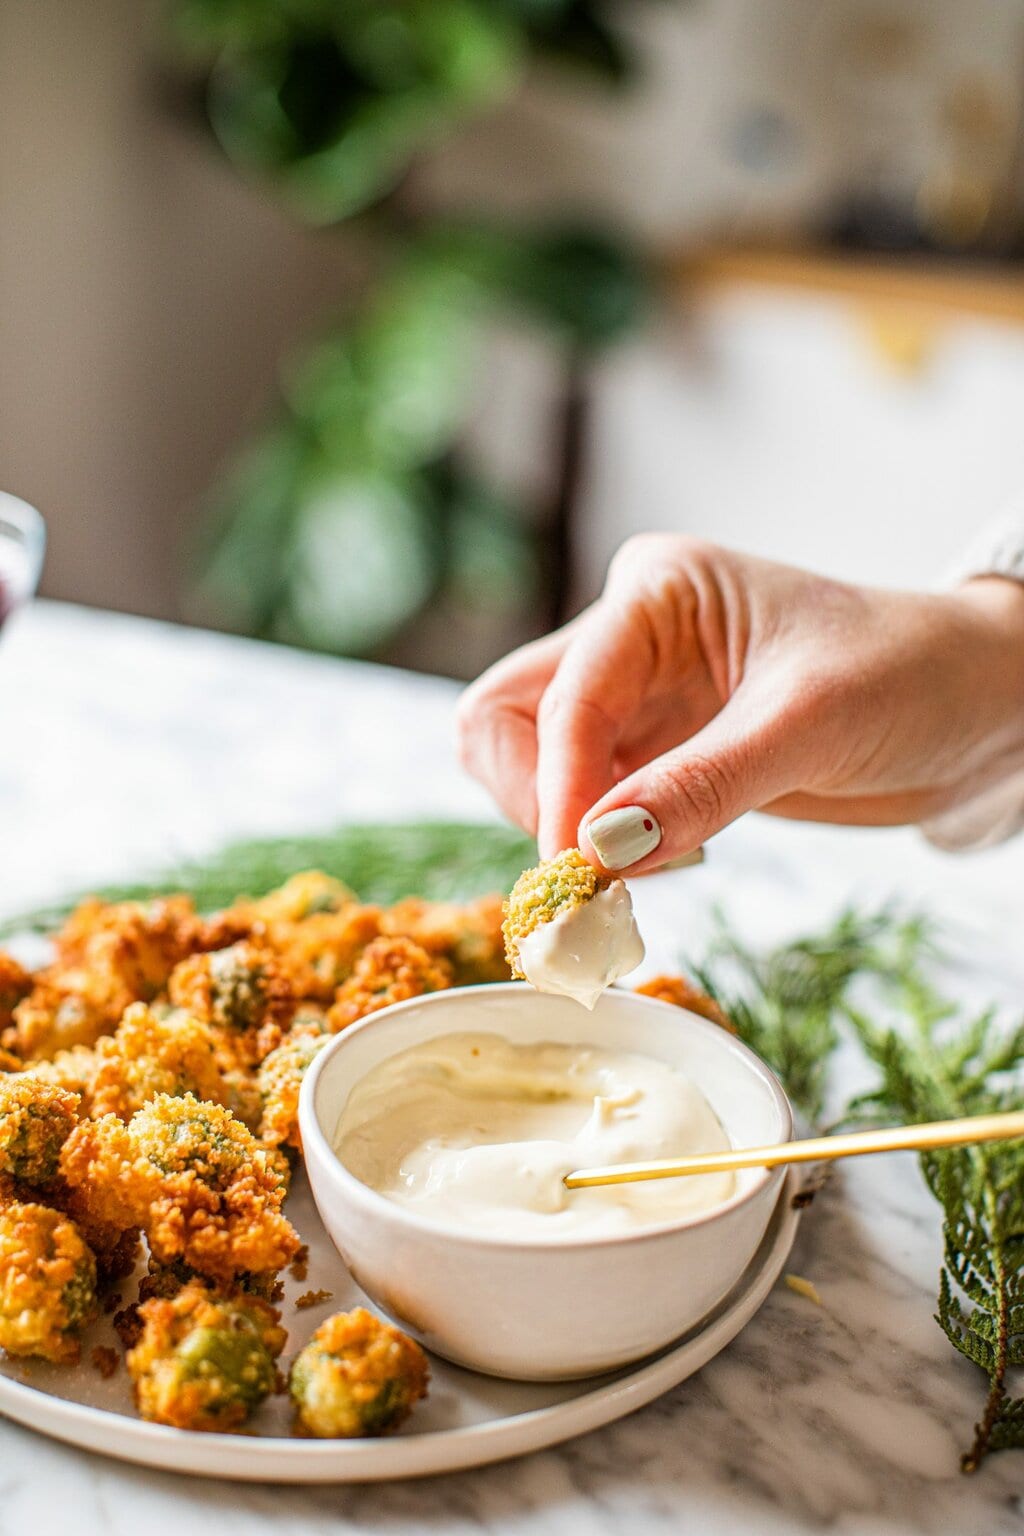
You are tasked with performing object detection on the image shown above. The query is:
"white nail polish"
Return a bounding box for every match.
[584,806,662,870]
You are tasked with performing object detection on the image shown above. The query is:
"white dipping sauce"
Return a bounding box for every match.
[516,882,645,1010]
[335,1031,735,1237]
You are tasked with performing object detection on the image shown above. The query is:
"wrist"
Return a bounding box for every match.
[945,575,1024,757]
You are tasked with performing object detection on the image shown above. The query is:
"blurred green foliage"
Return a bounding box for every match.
[171,0,657,663]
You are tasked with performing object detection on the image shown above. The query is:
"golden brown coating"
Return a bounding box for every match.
[61,1094,299,1288]
[257,1024,330,1152]
[6,897,204,1060]
[0,1076,80,1185]
[0,952,32,1035]
[168,942,295,1065]
[89,1004,230,1121]
[381,895,510,986]
[325,938,452,1034]
[248,871,356,925]
[289,1307,429,1438]
[23,1044,101,1101]
[25,1004,232,1122]
[634,974,736,1032]
[0,1197,98,1363]
[264,907,383,1004]
[127,1282,286,1431]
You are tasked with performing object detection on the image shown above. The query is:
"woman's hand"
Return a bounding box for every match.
[456,535,1024,874]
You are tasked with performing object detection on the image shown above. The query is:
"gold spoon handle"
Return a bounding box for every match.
[564,1109,1024,1188]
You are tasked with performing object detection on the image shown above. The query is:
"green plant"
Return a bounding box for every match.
[167,0,659,664]
[702,915,1024,1474]
[849,978,1024,1472]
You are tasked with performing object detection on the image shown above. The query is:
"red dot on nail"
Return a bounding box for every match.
[643,819,653,831]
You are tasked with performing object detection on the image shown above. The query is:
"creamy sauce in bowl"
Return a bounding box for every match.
[516,883,645,1010]
[334,1031,734,1238]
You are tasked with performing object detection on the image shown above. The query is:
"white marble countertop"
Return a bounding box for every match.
[2,600,1024,1535]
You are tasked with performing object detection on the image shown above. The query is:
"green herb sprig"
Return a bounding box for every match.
[702,912,1024,1473]
[848,977,1024,1472]
[693,908,929,1126]
[0,821,536,938]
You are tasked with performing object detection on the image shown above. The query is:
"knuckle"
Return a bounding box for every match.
[537,682,573,731]
[537,684,615,739]
[607,532,674,583]
[607,532,719,600]
[659,751,732,832]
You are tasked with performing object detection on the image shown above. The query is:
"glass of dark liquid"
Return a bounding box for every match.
[0,493,45,633]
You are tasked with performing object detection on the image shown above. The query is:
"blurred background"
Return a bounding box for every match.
[3,0,1024,679]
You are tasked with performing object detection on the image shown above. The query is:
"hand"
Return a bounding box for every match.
[456,535,1024,873]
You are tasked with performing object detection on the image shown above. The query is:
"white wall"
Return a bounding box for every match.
[579,289,1024,603]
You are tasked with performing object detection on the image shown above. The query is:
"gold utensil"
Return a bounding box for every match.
[563,1109,1024,1189]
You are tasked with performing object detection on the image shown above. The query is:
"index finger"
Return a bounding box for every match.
[455,619,582,834]
[534,598,659,857]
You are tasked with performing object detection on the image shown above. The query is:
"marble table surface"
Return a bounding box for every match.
[2,599,1023,1535]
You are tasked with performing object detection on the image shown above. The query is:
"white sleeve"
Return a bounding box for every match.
[920,501,1024,852]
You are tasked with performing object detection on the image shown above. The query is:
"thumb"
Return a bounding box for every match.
[578,689,803,874]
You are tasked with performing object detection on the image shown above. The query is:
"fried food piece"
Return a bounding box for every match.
[257,1025,330,1151]
[289,1308,429,1438]
[7,897,204,1060]
[250,872,356,924]
[24,1004,232,1122]
[265,907,383,1004]
[168,942,295,1064]
[0,1077,80,1184]
[23,1044,101,1100]
[7,984,104,1066]
[90,1004,232,1121]
[61,1094,299,1288]
[0,1197,98,1363]
[634,975,736,1032]
[0,953,32,1035]
[382,895,510,986]
[326,938,452,1034]
[502,850,610,980]
[219,1067,264,1133]
[127,1282,286,1431]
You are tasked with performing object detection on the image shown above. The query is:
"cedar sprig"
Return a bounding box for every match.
[0,821,537,937]
[693,907,928,1126]
[849,976,1024,1472]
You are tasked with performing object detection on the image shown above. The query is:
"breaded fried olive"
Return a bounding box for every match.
[0,1198,98,1363]
[128,1282,286,1431]
[326,938,451,1034]
[502,849,609,979]
[289,1308,429,1438]
[257,1026,330,1151]
[0,1076,80,1184]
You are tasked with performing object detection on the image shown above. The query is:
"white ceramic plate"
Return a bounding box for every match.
[0,1171,799,1482]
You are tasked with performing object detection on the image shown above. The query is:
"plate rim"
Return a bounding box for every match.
[0,1176,800,1483]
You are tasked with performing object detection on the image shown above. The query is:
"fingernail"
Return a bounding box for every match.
[584,806,662,870]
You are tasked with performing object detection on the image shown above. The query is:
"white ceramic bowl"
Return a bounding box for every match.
[300,984,792,1381]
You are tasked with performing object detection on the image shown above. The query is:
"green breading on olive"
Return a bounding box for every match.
[501,849,609,979]
[0,1077,79,1184]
